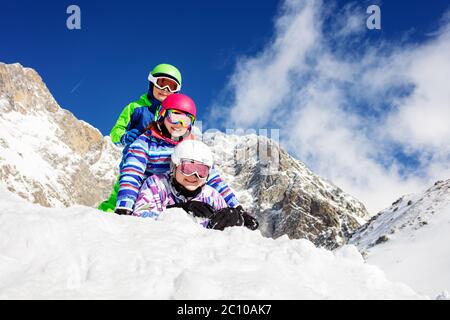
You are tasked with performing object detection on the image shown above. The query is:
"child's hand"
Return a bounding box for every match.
[115,208,132,216]
[121,129,141,146]
[207,207,245,231]
[236,206,259,231]
[167,201,215,218]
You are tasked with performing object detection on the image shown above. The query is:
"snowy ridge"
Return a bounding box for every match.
[0,188,424,299]
[0,62,121,208]
[350,179,450,297]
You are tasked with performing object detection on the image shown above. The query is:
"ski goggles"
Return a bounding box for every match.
[165,109,195,127]
[148,74,181,93]
[178,161,210,179]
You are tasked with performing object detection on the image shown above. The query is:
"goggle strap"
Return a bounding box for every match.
[155,106,166,122]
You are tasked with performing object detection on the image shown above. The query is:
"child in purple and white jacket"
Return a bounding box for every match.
[132,140,259,231]
[133,173,226,225]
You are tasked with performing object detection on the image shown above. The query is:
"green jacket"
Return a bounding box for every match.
[110,94,159,144]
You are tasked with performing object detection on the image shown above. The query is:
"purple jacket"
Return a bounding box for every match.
[133,174,228,224]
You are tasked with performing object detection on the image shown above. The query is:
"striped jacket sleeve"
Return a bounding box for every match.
[200,186,228,212]
[116,137,149,211]
[206,166,240,208]
[133,175,169,219]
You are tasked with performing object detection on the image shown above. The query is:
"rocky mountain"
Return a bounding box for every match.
[349,179,450,297]
[0,62,370,249]
[0,62,121,208]
[203,132,370,249]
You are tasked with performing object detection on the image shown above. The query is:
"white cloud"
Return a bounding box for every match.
[384,30,450,152]
[210,0,450,214]
[214,0,321,128]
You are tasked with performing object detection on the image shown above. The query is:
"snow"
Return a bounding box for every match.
[0,188,424,300]
[350,181,450,298]
[358,203,450,298]
[0,111,74,183]
[0,78,121,208]
[0,98,9,109]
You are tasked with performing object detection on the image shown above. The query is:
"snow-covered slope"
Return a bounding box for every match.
[0,62,121,208]
[349,180,450,298]
[0,187,423,300]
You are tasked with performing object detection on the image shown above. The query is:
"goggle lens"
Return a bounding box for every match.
[166,110,194,127]
[154,77,180,92]
[179,161,210,179]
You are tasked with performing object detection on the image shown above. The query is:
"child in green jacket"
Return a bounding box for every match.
[98,63,182,212]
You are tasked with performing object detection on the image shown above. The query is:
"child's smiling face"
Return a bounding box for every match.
[153,85,172,102]
[164,117,188,138]
[174,166,205,191]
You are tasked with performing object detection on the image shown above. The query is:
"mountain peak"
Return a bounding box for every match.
[203,131,370,249]
[0,62,121,207]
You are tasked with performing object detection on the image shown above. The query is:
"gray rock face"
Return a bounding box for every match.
[203,132,370,249]
[0,62,121,208]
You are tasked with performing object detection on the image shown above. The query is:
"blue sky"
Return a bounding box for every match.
[1,0,279,134]
[0,0,448,135]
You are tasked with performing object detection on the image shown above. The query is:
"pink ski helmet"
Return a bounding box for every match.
[154,93,197,124]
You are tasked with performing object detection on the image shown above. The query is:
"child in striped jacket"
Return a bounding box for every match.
[132,140,258,231]
[115,94,241,215]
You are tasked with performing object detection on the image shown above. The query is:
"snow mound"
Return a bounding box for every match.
[0,189,424,300]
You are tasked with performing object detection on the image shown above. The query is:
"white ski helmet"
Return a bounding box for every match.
[171,140,214,167]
